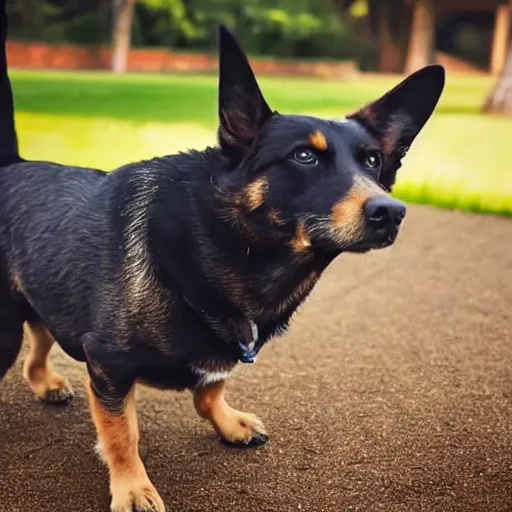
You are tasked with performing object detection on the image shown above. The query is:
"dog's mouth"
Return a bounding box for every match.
[299,206,405,255]
[345,234,397,253]
[344,223,401,253]
[307,228,400,255]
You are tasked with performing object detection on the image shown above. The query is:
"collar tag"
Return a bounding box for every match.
[239,320,259,364]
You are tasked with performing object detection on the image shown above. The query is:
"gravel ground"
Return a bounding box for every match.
[1,204,511,512]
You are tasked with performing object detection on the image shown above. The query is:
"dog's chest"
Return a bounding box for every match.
[136,361,236,391]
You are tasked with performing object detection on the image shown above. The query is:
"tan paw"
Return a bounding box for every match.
[217,410,269,447]
[110,479,165,512]
[25,368,74,404]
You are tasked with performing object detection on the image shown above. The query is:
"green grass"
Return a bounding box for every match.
[10,69,512,216]
[11,69,492,123]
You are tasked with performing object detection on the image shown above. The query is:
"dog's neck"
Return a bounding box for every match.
[145,148,335,359]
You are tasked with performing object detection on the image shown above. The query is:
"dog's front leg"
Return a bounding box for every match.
[193,379,268,447]
[87,373,165,512]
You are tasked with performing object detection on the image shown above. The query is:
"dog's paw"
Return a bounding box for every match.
[40,382,74,405]
[218,411,269,448]
[110,480,165,512]
[29,372,74,405]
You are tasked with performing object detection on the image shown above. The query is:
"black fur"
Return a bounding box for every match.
[0,9,445,507]
[0,1,19,167]
[0,22,445,398]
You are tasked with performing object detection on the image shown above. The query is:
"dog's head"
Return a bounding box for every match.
[213,25,445,254]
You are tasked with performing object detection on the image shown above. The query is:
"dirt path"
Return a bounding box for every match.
[1,204,511,512]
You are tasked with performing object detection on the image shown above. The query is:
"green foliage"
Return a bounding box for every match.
[6,0,110,44]
[136,0,376,64]
[6,0,375,63]
[5,0,499,70]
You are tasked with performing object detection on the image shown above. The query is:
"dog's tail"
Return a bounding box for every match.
[0,1,20,167]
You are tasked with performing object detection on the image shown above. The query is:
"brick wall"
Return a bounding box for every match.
[5,41,359,78]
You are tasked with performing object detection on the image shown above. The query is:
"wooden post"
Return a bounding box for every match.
[405,0,436,74]
[490,2,511,75]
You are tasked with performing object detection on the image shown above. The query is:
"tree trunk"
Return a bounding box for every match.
[98,0,111,39]
[404,0,435,74]
[378,7,404,73]
[483,45,512,115]
[111,0,136,73]
[490,3,511,75]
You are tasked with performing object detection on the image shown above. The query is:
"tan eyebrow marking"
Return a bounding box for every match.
[308,130,328,151]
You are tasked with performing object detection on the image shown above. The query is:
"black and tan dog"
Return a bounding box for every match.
[0,5,445,511]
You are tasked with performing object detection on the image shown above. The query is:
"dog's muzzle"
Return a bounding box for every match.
[364,196,407,231]
[348,196,407,252]
[364,195,406,245]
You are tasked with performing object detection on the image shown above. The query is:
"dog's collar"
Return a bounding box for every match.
[181,294,259,364]
[238,321,258,364]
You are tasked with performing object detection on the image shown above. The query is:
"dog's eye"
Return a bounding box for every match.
[362,150,383,172]
[293,148,318,166]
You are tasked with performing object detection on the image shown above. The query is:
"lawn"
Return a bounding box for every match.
[10,69,512,216]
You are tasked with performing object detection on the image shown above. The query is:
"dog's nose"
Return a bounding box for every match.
[364,196,406,229]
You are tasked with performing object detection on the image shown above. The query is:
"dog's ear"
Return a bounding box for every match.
[348,64,445,191]
[217,24,274,160]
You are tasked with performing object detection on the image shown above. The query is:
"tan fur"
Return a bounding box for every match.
[308,130,328,151]
[244,177,268,212]
[217,178,274,235]
[217,177,269,236]
[220,204,254,235]
[193,380,267,444]
[268,208,285,225]
[23,323,73,401]
[331,176,385,244]
[87,382,165,512]
[289,222,311,253]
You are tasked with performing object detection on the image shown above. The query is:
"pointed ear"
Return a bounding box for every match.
[217,24,274,160]
[348,64,445,191]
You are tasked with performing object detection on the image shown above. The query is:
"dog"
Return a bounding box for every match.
[0,4,445,511]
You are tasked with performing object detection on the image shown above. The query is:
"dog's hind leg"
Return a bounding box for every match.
[193,379,269,447]
[0,313,23,381]
[22,321,74,404]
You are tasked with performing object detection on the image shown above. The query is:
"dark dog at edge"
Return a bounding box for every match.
[0,5,445,511]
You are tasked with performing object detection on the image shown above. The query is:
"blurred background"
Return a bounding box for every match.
[4,0,512,216]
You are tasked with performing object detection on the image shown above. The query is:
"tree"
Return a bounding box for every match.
[372,0,411,73]
[332,0,411,73]
[111,0,136,73]
[404,0,435,74]
[483,44,512,115]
